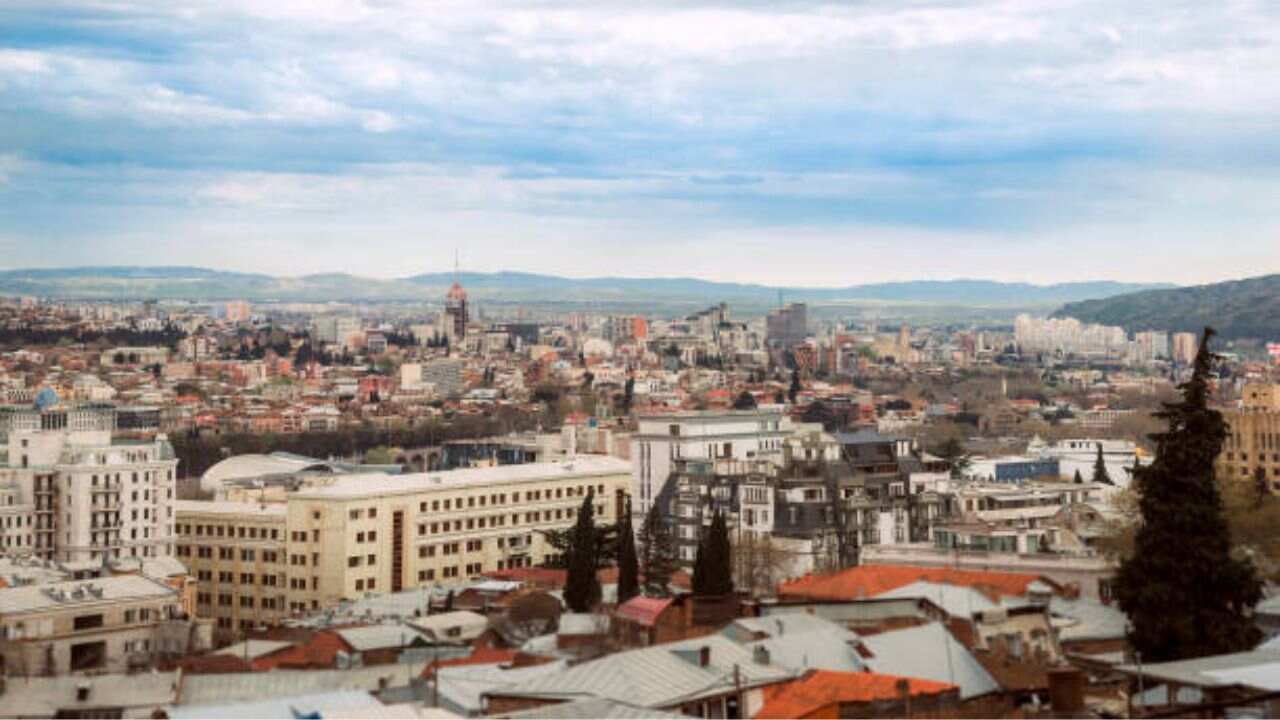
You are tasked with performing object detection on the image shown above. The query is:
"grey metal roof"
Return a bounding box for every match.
[336,624,430,652]
[176,663,430,706]
[1115,649,1280,691]
[498,697,688,719]
[858,622,1000,700]
[0,671,179,718]
[1047,596,1128,643]
[491,634,795,708]
[434,660,569,716]
[874,580,1002,619]
[168,690,426,719]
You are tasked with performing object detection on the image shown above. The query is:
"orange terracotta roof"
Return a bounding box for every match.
[777,564,1053,601]
[755,670,956,719]
[252,630,353,671]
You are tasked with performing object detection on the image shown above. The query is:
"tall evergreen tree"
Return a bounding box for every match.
[1114,328,1262,662]
[1073,469,1084,484]
[788,368,801,404]
[638,503,678,597]
[693,510,735,596]
[564,490,602,612]
[616,505,639,605]
[732,391,757,410]
[1091,444,1114,485]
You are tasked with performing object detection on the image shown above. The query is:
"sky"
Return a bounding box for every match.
[1,0,1278,287]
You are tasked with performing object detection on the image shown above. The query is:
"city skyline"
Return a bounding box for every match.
[2,1,1279,285]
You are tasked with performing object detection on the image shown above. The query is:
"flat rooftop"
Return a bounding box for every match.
[0,574,175,615]
[174,499,288,517]
[294,455,631,501]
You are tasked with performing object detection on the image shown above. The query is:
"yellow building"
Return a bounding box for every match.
[177,456,631,627]
[174,500,288,639]
[1218,383,1280,494]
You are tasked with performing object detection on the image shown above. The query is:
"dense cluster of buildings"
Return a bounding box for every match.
[0,288,1277,718]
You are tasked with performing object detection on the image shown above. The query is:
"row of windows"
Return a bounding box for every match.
[197,592,283,610]
[178,546,280,563]
[418,505,600,537]
[182,523,281,540]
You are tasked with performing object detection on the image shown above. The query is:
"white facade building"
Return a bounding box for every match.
[0,406,179,564]
[630,410,788,515]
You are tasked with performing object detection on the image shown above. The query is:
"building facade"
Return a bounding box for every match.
[0,575,209,676]
[177,457,631,623]
[174,501,289,640]
[0,405,178,564]
[1218,382,1280,494]
[631,410,788,515]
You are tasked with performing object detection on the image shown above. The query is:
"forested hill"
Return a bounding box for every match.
[1053,274,1280,341]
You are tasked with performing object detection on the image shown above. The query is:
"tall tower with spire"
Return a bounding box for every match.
[444,249,468,341]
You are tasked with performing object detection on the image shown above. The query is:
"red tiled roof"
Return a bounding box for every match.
[755,670,956,719]
[252,630,353,671]
[777,564,1053,601]
[614,596,674,627]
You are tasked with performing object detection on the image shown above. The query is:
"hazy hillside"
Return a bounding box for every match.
[1054,274,1280,340]
[0,266,1168,308]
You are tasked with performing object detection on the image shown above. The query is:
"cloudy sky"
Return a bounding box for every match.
[1,0,1278,286]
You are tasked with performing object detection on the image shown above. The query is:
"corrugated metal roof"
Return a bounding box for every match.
[499,697,687,719]
[491,635,795,708]
[336,624,429,652]
[176,663,430,706]
[859,622,1001,700]
[168,690,422,719]
[1116,649,1280,691]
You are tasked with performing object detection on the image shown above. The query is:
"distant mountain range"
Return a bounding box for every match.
[1054,274,1280,341]
[0,266,1171,308]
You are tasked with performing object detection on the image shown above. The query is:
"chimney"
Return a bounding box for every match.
[699,645,711,667]
[753,645,771,666]
[1047,668,1085,715]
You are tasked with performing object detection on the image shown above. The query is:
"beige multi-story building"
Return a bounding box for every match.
[0,405,179,564]
[177,456,631,622]
[0,574,210,675]
[1218,382,1280,494]
[174,501,288,639]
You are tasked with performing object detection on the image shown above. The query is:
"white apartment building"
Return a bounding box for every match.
[0,405,179,564]
[631,410,788,515]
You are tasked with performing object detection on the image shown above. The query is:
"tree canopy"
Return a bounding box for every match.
[1113,328,1262,662]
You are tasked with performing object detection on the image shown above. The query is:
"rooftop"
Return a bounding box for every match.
[755,670,956,719]
[0,573,174,615]
[174,499,288,517]
[294,456,630,501]
[778,564,1053,602]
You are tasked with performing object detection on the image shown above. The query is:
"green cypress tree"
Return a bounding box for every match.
[564,489,601,613]
[694,510,735,596]
[616,504,640,605]
[639,503,677,597]
[1092,443,1114,485]
[1073,468,1084,484]
[1114,328,1262,662]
